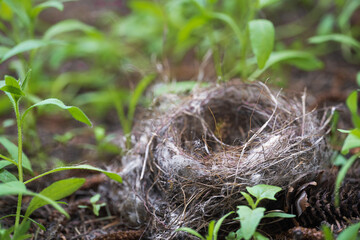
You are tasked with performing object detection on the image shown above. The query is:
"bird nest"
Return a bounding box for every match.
[105,82,333,239]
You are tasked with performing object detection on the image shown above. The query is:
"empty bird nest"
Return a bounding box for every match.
[105,81,334,239]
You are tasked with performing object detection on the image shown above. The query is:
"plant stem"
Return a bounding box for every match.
[14,101,23,230]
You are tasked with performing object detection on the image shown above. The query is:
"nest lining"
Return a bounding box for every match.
[106,82,333,239]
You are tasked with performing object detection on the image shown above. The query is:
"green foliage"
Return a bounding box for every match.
[227,184,294,240]
[323,222,360,240]
[176,211,234,240]
[78,194,106,216]
[177,185,294,240]
[0,74,122,237]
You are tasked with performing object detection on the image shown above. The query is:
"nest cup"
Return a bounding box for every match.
[108,82,333,239]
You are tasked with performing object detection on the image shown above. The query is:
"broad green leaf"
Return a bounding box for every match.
[263,212,295,218]
[250,51,323,79]
[0,169,17,182]
[0,160,13,169]
[246,184,281,201]
[214,211,234,240]
[25,178,85,217]
[0,86,25,97]
[1,75,25,97]
[1,40,54,62]
[337,222,360,240]
[322,225,334,240]
[32,1,64,17]
[0,181,69,218]
[346,91,360,128]
[0,137,33,174]
[176,227,205,240]
[234,206,265,240]
[334,155,359,207]
[308,34,360,50]
[346,91,358,116]
[44,19,98,40]
[22,98,92,127]
[24,164,122,184]
[248,19,275,69]
[338,129,351,133]
[258,0,280,8]
[241,191,255,209]
[341,129,360,155]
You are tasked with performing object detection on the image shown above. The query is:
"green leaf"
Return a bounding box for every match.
[25,178,85,218]
[32,1,64,17]
[1,40,53,63]
[346,91,358,116]
[253,231,269,240]
[176,227,205,240]
[13,220,31,240]
[234,206,265,240]
[341,129,360,155]
[338,0,360,31]
[214,211,234,240]
[248,19,275,69]
[308,34,360,50]
[0,181,69,218]
[0,160,13,169]
[263,212,295,218]
[337,222,360,240]
[1,75,25,97]
[250,51,323,79]
[258,0,280,8]
[0,214,45,231]
[246,184,281,202]
[335,155,359,207]
[128,74,156,123]
[0,137,33,174]
[3,0,31,29]
[241,191,255,209]
[44,19,98,40]
[22,98,92,127]
[357,72,360,87]
[322,225,334,240]
[0,169,18,183]
[20,69,31,91]
[206,220,215,240]
[24,164,122,184]
[346,91,360,128]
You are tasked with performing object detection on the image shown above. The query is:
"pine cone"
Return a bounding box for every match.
[285,168,360,231]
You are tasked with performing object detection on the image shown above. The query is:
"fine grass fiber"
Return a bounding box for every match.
[105,82,334,239]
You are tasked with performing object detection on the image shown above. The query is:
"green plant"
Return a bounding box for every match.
[176,211,234,240]
[115,0,322,81]
[226,184,295,240]
[176,184,294,240]
[78,194,106,217]
[113,74,155,148]
[0,74,122,238]
[332,90,360,206]
[323,222,360,240]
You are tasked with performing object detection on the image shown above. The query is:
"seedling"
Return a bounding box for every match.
[78,194,106,216]
[0,74,122,238]
[226,184,295,240]
[176,211,234,240]
[176,184,294,240]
